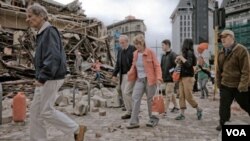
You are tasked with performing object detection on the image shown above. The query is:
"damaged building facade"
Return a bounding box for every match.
[0,1,123,124]
[0,0,117,96]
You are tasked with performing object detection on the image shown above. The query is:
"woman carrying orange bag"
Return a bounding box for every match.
[126,34,162,129]
[175,39,203,121]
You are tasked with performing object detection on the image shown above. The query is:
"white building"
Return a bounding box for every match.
[171,0,216,61]
[171,0,193,54]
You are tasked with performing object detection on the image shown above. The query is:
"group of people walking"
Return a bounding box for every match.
[113,29,250,132]
[113,34,204,128]
[25,2,250,141]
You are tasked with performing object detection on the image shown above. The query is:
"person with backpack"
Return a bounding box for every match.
[195,56,210,99]
[174,39,203,121]
[160,39,179,116]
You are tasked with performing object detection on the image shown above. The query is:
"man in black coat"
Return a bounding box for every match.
[112,35,136,119]
[161,39,179,115]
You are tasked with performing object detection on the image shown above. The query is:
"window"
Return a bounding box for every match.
[125,26,128,32]
[136,25,141,31]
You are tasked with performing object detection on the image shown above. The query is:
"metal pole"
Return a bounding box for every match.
[213,26,219,101]
[72,79,91,111]
[0,83,3,124]
[213,1,219,100]
[81,80,91,111]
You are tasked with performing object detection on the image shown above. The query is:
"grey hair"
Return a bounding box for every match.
[27,3,48,21]
[119,35,129,42]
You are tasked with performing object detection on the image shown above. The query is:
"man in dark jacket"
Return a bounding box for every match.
[216,29,250,131]
[161,39,179,116]
[26,3,86,141]
[112,35,136,119]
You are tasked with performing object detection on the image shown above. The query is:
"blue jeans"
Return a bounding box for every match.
[95,72,101,81]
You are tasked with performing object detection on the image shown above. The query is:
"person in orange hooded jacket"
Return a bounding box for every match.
[126,34,162,129]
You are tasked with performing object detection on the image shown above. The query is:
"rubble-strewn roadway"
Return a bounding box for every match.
[0,82,249,141]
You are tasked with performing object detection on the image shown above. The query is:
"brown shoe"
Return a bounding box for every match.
[74,125,87,141]
[121,114,131,119]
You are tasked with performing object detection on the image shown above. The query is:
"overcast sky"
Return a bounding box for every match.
[55,0,222,47]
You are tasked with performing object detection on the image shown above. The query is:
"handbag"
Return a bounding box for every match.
[172,65,181,82]
[151,87,165,115]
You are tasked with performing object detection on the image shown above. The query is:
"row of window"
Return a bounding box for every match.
[180,26,191,32]
[180,32,192,38]
[180,20,191,26]
[180,15,191,20]
[108,24,142,35]
[227,19,250,26]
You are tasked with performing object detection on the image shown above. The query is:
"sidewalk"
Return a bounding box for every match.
[1,87,249,141]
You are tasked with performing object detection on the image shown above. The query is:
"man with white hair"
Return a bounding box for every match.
[26,3,86,141]
[216,29,250,131]
[112,35,136,119]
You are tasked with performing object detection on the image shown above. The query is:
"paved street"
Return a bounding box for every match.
[0,82,250,141]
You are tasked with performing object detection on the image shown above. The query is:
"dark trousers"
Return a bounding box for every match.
[193,73,198,92]
[95,72,101,81]
[219,85,250,125]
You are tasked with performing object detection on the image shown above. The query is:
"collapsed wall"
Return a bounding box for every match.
[0,0,116,96]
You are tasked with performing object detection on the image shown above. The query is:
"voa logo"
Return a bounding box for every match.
[226,129,246,136]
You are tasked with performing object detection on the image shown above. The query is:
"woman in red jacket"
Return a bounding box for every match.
[126,34,162,129]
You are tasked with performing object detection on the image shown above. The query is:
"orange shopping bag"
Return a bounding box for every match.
[172,71,180,82]
[151,87,165,115]
[172,65,181,82]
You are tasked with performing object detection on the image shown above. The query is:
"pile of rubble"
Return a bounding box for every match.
[0,0,121,122]
[0,0,117,98]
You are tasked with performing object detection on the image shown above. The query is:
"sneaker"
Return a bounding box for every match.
[197,109,203,120]
[170,107,179,113]
[175,114,185,120]
[146,116,159,127]
[126,123,140,129]
[216,125,222,131]
[74,125,87,141]
[121,114,131,119]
